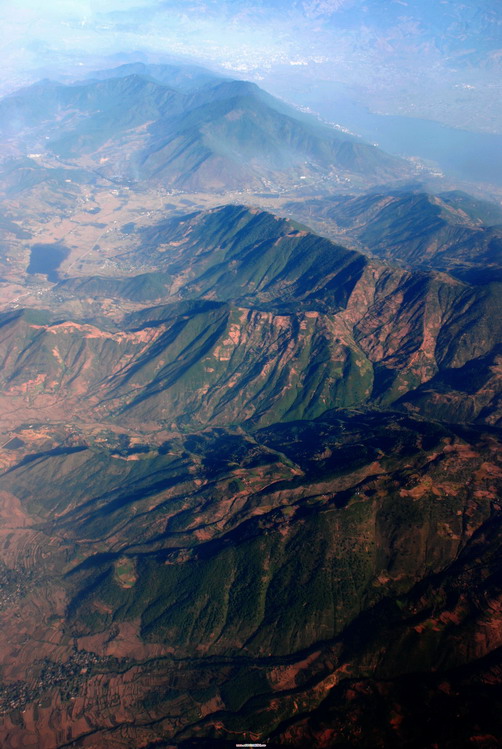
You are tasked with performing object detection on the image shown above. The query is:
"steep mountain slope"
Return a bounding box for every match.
[284,190,502,283]
[0,66,410,191]
[1,206,501,429]
[136,83,405,189]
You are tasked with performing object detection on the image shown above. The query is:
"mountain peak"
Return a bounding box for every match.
[0,63,412,191]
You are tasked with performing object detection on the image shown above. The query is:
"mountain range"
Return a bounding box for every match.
[284,189,502,284]
[1,204,499,431]
[0,63,500,748]
[0,63,410,193]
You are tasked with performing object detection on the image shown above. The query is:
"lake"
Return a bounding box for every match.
[327,96,502,187]
[27,243,69,282]
[278,80,502,188]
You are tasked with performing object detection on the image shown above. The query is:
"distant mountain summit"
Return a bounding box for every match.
[90,61,227,92]
[0,63,410,191]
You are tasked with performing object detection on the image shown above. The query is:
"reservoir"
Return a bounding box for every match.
[27,243,69,282]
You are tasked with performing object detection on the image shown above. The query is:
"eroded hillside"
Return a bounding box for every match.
[0,63,501,749]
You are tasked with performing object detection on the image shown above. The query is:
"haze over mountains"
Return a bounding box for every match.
[4,0,501,135]
[0,63,409,193]
[0,61,501,748]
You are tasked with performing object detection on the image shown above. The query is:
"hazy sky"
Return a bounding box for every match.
[3,1,502,131]
[4,0,500,73]
[4,0,329,79]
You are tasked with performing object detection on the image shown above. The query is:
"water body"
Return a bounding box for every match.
[328,97,502,187]
[27,243,69,282]
[280,81,502,188]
